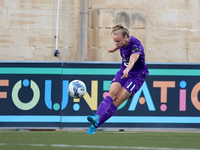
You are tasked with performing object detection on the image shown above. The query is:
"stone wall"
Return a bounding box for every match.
[0,0,79,61]
[89,0,200,62]
[0,0,200,62]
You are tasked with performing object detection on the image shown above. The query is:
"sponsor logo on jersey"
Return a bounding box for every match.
[132,48,138,52]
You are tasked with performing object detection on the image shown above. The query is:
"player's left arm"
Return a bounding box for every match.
[121,53,140,79]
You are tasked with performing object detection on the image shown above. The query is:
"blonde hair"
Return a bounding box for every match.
[111,24,130,38]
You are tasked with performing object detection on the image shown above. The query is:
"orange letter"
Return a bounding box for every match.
[153,81,175,103]
[191,82,200,110]
[0,80,9,98]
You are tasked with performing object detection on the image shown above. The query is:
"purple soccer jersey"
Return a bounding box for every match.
[111,36,149,94]
[119,36,149,76]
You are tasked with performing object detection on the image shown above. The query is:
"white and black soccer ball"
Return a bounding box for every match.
[68,80,86,98]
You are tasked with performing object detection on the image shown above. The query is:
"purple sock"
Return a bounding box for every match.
[96,100,118,128]
[96,96,113,117]
[97,103,118,127]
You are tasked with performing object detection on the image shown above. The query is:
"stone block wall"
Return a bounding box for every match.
[89,0,200,63]
[0,0,200,62]
[0,0,79,61]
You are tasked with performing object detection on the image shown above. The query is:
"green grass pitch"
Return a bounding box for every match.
[0,130,200,150]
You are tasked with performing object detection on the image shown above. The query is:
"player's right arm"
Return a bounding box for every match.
[121,53,140,79]
[108,46,119,53]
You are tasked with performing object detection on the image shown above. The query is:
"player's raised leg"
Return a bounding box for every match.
[87,82,121,134]
[97,86,132,128]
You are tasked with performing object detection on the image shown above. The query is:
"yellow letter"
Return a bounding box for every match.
[83,80,98,110]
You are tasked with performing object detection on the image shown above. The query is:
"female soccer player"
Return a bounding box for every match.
[87,24,149,134]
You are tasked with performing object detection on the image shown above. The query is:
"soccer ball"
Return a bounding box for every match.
[68,80,87,98]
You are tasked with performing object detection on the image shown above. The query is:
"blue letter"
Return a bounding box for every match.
[129,81,155,111]
[44,80,69,111]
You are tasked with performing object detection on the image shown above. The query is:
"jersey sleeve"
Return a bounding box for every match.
[131,41,143,55]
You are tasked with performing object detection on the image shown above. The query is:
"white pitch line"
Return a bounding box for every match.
[0,143,200,150]
[28,144,45,147]
[19,143,45,147]
[51,144,200,150]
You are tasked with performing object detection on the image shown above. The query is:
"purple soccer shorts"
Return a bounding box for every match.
[111,69,145,94]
